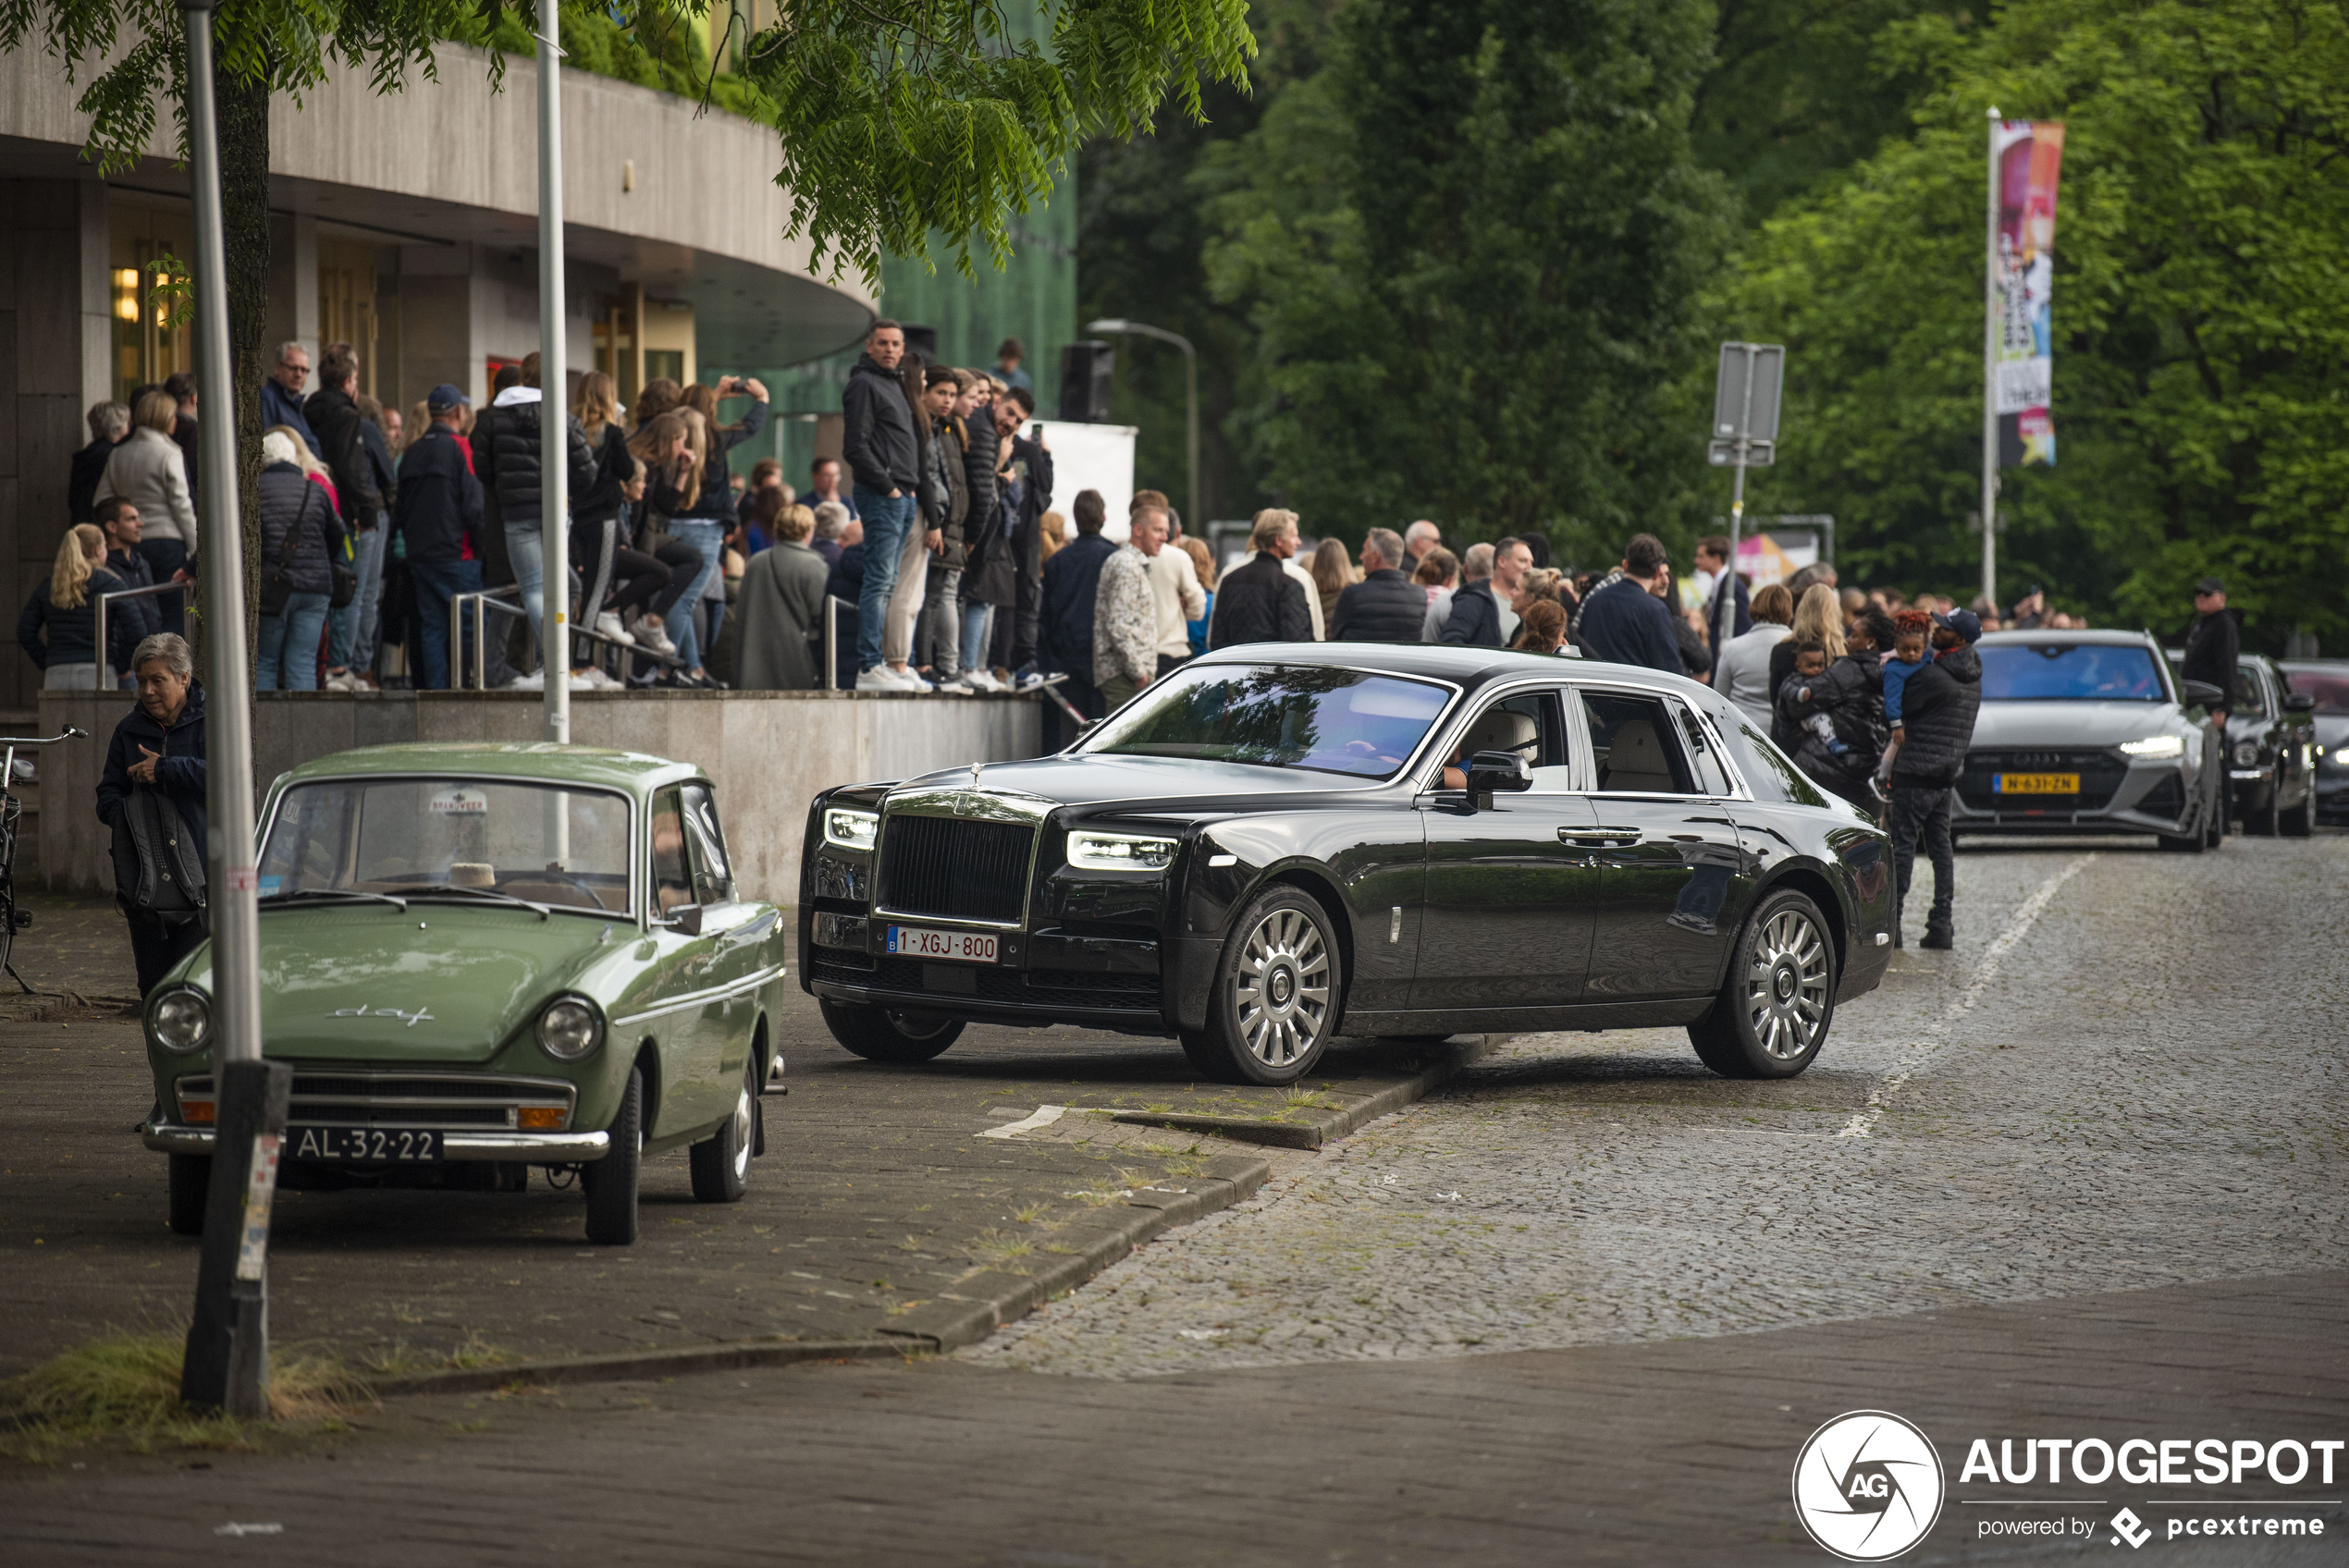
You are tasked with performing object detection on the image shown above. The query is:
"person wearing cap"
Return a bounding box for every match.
[2181,574,2238,826]
[1883,608,1982,949]
[392,384,486,689]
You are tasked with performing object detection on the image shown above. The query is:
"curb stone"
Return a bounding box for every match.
[373,1035,1501,1392]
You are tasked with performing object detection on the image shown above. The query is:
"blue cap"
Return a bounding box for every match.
[427,383,471,410]
[1934,608,1983,643]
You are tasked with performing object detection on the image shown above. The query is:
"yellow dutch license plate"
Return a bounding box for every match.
[1995,772,2080,795]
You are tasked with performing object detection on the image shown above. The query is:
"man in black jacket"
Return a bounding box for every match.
[1039,490,1116,748]
[93,498,161,682]
[1331,528,1425,643]
[307,343,384,691]
[841,321,921,687]
[1575,534,1682,671]
[472,350,596,665]
[2180,576,2240,827]
[395,386,486,690]
[995,388,1052,676]
[1887,609,1984,949]
[1209,510,1313,648]
[1440,539,1528,646]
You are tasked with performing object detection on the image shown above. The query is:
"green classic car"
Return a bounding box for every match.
[138,743,791,1245]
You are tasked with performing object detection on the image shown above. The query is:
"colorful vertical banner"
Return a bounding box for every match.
[1993,120,2063,467]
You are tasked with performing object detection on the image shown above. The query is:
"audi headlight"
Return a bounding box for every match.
[2120,735,2183,758]
[151,987,211,1054]
[1067,831,1178,871]
[823,807,879,851]
[2232,740,2262,768]
[535,996,604,1061]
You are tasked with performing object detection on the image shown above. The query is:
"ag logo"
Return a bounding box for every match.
[1791,1410,1946,1562]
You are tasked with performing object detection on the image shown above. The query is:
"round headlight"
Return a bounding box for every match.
[535,997,604,1061]
[2232,740,2261,768]
[152,988,211,1054]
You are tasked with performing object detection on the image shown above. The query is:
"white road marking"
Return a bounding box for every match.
[977,1105,1075,1138]
[1836,852,2095,1139]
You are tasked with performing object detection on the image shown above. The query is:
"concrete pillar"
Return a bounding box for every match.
[77,179,110,417]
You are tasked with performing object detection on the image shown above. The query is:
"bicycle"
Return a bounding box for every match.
[0,729,92,994]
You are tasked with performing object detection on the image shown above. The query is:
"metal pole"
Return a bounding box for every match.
[1982,106,2002,609]
[824,596,838,691]
[176,0,286,1419]
[1718,345,1756,655]
[1182,339,1199,539]
[537,6,570,744]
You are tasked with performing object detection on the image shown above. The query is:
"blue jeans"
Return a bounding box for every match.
[854,486,916,672]
[505,519,547,659]
[409,557,485,691]
[328,521,387,671]
[138,537,190,638]
[666,520,724,671]
[962,602,994,676]
[255,591,330,690]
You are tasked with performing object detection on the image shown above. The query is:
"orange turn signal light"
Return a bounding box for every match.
[181,1099,215,1124]
[516,1107,566,1131]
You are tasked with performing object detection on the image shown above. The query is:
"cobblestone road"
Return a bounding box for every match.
[973,836,2349,1377]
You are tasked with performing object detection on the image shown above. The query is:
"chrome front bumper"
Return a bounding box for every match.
[140,1121,612,1161]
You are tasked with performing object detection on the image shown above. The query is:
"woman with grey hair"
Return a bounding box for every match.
[95,631,209,993]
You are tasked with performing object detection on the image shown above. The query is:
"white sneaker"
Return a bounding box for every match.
[576,667,621,690]
[935,673,974,694]
[636,619,679,658]
[594,612,635,647]
[971,669,1007,693]
[894,667,936,692]
[322,669,359,692]
[855,666,900,691]
[566,672,598,692]
[506,670,545,692]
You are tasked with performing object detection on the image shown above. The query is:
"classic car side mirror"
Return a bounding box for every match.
[1465,751,1534,795]
[2180,680,2226,710]
[2285,692,2318,713]
[665,904,706,937]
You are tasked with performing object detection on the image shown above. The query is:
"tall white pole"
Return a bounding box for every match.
[538,5,570,744]
[1981,106,2002,608]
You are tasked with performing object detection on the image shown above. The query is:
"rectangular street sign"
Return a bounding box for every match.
[1712,342,1785,446]
[1709,438,1774,468]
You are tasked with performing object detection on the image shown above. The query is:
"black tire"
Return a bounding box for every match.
[2281,790,2314,839]
[689,1060,756,1204]
[2248,788,2280,837]
[583,1066,643,1245]
[1187,887,1342,1086]
[167,1153,209,1236]
[1685,888,1837,1080]
[819,999,965,1063]
[2158,832,2201,853]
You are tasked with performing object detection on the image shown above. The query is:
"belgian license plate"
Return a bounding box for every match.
[886,925,999,963]
[1995,772,2080,795]
[288,1126,442,1163]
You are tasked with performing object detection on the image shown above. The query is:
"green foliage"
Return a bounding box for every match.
[1200,0,1735,556]
[1710,0,2349,646]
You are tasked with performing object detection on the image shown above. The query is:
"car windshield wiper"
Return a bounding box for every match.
[259,888,410,912]
[405,885,551,919]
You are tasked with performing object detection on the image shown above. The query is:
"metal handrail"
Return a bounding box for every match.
[92,581,187,687]
[449,586,687,691]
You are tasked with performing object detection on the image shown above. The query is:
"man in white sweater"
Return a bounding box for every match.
[1133,491,1204,676]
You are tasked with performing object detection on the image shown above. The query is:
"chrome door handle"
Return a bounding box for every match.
[1558,827,1643,845]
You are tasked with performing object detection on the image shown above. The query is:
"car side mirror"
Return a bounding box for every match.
[2180,680,2225,710]
[1465,751,1533,795]
[665,904,706,937]
[2285,692,2317,713]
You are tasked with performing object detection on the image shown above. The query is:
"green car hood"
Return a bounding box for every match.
[181,905,623,1062]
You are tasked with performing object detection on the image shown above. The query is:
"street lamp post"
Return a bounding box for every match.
[176,0,289,1419]
[537,3,569,747]
[1085,318,1197,531]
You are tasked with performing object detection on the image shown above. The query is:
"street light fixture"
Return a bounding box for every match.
[1085,318,1198,533]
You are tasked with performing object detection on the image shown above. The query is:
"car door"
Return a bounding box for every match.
[1410,687,1601,1012]
[1573,685,1754,1003]
[643,784,728,1136]
[679,781,775,1094]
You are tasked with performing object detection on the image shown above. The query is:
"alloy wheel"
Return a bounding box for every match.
[730,1077,754,1182]
[1744,907,1829,1060]
[1234,906,1332,1069]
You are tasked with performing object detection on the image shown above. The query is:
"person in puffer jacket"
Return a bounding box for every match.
[471,350,596,656]
[1886,609,1984,950]
[254,429,348,690]
[1775,641,1880,806]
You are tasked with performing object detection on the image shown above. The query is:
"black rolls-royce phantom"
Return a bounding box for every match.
[800,646,1893,1084]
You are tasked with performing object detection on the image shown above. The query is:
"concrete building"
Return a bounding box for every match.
[0,39,875,709]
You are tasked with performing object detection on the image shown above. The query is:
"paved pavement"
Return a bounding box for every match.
[6,833,2345,1564]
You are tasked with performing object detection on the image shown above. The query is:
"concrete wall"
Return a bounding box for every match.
[40,690,1042,906]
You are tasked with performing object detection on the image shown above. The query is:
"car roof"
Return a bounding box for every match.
[1187,641,1719,702]
[1976,629,2159,648]
[277,742,705,796]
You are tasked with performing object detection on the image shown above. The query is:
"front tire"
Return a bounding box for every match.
[820,999,965,1063]
[583,1066,644,1245]
[689,1060,756,1204]
[2281,789,2314,838]
[1185,887,1341,1086]
[167,1153,209,1236]
[1687,889,1837,1080]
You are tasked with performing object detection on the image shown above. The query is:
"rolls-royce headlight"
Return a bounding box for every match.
[1068,831,1178,871]
[2232,740,2262,767]
[2120,735,2183,758]
[152,988,211,1054]
[536,996,604,1061]
[823,807,879,851]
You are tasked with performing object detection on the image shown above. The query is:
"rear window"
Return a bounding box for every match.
[2286,667,2349,715]
[1980,643,2166,702]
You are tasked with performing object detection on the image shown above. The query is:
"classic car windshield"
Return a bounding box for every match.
[1979,643,2166,703]
[259,778,633,914]
[1085,664,1453,778]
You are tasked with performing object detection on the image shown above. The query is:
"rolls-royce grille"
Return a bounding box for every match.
[1958,749,2130,814]
[877,815,1033,925]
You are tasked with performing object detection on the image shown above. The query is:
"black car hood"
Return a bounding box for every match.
[895,753,1393,812]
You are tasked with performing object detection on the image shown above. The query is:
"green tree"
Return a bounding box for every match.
[1711,0,2349,647]
[1200,0,1734,557]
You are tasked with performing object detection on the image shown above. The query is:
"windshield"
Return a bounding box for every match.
[2285,667,2349,715]
[1979,643,2167,703]
[259,778,633,915]
[1084,664,1454,779]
